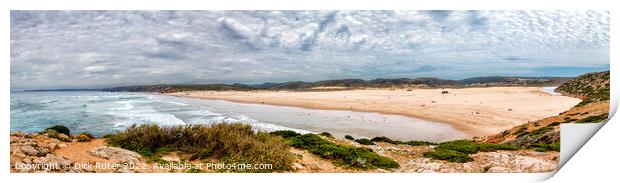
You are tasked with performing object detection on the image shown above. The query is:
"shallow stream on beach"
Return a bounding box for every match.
[11,91,467,142]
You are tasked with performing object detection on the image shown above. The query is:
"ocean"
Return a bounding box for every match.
[10,91,467,142]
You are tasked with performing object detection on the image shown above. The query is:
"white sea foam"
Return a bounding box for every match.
[541,87,562,96]
[182,110,221,116]
[111,101,134,110]
[113,122,125,127]
[106,105,187,126]
[164,101,189,106]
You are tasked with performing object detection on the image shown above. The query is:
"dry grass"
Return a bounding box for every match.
[107,123,296,172]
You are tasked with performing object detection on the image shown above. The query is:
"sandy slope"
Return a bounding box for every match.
[167,87,581,137]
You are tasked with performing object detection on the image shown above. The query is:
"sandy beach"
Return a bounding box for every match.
[167,87,582,137]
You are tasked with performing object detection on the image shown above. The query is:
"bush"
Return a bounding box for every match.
[548,122,561,126]
[404,141,437,146]
[45,125,70,136]
[371,136,393,143]
[512,126,527,136]
[529,127,553,136]
[288,134,398,169]
[44,129,58,138]
[435,140,479,154]
[423,149,473,163]
[528,143,560,152]
[344,135,355,140]
[43,129,72,142]
[370,136,436,146]
[354,138,375,145]
[269,130,301,138]
[319,132,334,138]
[576,113,608,123]
[186,168,202,173]
[107,123,296,172]
[476,143,520,152]
[424,140,519,163]
[76,133,94,142]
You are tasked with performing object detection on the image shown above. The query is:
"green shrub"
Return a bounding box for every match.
[186,168,202,173]
[371,136,393,143]
[476,143,520,152]
[548,122,561,126]
[423,149,473,163]
[435,140,479,154]
[319,132,334,138]
[107,123,295,172]
[516,131,529,137]
[45,129,59,139]
[424,140,519,163]
[288,134,398,169]
[562,119,577,123]
[269,130,301,138]
[56,134,72,142]
[528,143,560,152]
[43,129,72,142]
[45,125,70,136]
[344,135,355,140]
[403,141,437,146]
[76,133,94,142]
[576,113,608,123]
[512,126,527,136]
[370,136,436,146]
[354,138,375,145]
[529,127,553,136]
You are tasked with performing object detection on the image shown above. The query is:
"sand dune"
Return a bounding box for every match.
[167,87,581,137]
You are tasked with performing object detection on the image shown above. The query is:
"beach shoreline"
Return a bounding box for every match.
[166,87,582,137]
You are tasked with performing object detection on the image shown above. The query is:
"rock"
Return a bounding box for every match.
[116,167,137,173]
[293,163,305,170]
[58,143,68,148]
[46,143,59,152]
[23,157,33,164]
[46,139,61,144]
[20,145,42,156]
[487,166,510,173]
[161,154,180,162]
[32,154,73,172]
[90,146,142,164]
[13,152,27,159]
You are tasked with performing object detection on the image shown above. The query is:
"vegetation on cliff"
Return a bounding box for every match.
[423,140,519,163]
[106,123,296,172]
[370,136,437,146]
[270,131,399,170]
[555,70,610,107]
[480,70,610,154]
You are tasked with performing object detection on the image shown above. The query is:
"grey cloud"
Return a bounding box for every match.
[10,10,610,90]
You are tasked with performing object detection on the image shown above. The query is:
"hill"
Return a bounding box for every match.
[481,70,611,147]
[555,71,610,107]
[101,76,571,93]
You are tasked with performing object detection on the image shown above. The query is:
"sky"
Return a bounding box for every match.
[10,10,610,90]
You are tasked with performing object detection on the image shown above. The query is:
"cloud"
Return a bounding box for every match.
[10,10,610,90]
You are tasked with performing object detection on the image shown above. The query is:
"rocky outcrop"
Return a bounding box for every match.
[89,146,142,164]
[472,151,558,173]
[10,132,81,173]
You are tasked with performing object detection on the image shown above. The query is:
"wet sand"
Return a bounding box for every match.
[167,87,581,137]
[198,100,468,142]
